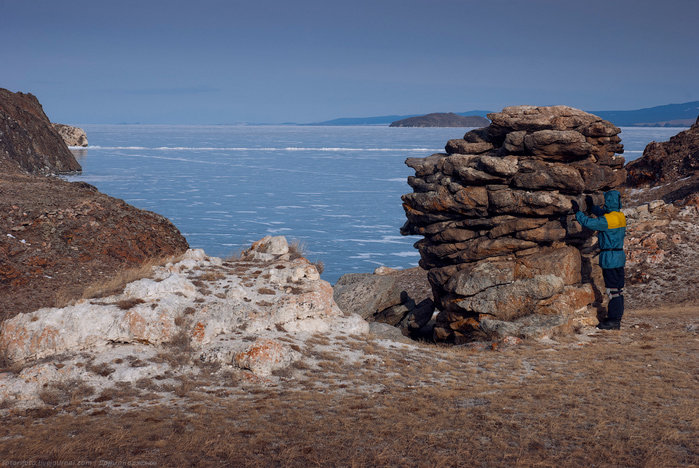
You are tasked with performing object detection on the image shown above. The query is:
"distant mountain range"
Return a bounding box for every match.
[590,102,699,127]
[306,102,699,127]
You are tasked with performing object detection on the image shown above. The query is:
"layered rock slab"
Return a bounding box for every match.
[401,106,627,342]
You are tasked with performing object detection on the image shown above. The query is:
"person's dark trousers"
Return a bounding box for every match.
[603,267,625,322]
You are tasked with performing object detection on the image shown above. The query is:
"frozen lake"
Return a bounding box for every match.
[65,125,683,283]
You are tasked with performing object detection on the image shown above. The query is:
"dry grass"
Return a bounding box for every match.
[197,271,225,282]
[77,255,181,301]
[38,380,94,407]
[288,239,305,260]
[90,298,146,310]
[85,361,115,377]
[2,305,698,467]
[288,239,324,273]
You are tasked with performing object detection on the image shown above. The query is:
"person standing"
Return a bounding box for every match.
[572,190,626,330]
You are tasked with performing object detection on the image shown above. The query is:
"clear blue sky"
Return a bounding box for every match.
[2,0,698,124]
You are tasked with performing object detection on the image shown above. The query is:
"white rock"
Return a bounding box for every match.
[234,337,301,376]
[373,266,396,275]
[257,236,290,255]
[123,272,197,298]
[282,314,370,335]
[182,248,208,261]
[0,236,372,403]
[649,200,665,211]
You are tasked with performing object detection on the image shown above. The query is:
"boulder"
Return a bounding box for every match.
[368,322,414,344]
[445,261,515,297]
[524,130,593,161]
[445,139,494,155]
[373,300,415,326]
[452,275,565,321]
[536,284,597,326]
[479,314,573,340]
[511,160,585,192]
[516,246,582,285]
[398,298,435,335]
[234,338,301,376]
[332,273,403,320]
[242,235,291,262]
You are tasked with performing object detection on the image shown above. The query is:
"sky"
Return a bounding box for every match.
[2,0,698,125]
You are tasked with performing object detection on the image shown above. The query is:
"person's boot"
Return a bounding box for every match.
[597,320,621,330]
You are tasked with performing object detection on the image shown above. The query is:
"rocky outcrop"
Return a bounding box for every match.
[390,113,490,128]
[0,88,82,175]
[0,237,368,366]
[0,237,371,407]
[626,116,699,192]
[52,123,88,147]
[0,173,190,321]
[400,105,627,342]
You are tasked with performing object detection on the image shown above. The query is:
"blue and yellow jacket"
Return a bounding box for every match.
[575,190,626,269]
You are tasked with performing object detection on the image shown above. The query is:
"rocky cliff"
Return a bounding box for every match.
[0,89,189,320]
[390,113,490,128]
[0,88,82,175]
[401,105,627,342]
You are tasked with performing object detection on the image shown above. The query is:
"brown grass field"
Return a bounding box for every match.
[1,305,698,467]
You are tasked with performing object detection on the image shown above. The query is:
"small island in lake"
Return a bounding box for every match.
[389,112,490,128]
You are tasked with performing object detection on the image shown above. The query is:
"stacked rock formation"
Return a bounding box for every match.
[400,105,627,342]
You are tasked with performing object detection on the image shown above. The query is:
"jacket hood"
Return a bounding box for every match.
[604,190,622,212]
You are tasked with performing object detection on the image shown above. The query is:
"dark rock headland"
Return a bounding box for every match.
[0,88,82,176]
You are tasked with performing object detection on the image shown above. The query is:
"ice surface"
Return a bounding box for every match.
[66,125,679,283]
